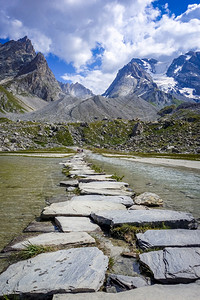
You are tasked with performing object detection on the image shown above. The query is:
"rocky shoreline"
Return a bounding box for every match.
[0,151,200,299]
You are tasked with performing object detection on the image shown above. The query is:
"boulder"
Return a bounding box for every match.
[71,195,134,207]
[91,209,198,229]
[55,217,101,232]
[41,201,126,219]
[137,229,200,250]
[0,247,108,297]
[52,281,200,300]
[134,192,163,207]
[10,232,95,250]
[139,247,200,283]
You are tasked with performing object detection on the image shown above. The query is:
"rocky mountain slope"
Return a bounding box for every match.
[103,59,174,108]
[127,52,200,103]
[1,101,199,153]
[59,82,94,100]
[8,94,158,123]
[0,37,62,102]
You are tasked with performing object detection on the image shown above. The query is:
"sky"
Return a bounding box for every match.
[0,0,200,94]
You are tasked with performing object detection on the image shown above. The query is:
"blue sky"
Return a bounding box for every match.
[0,0,200,94]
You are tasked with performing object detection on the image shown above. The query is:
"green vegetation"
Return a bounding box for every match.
[108,257,115,271]
[18,243,55,259]
[91,164,104,173]
[62,166,71,176]
[111,223,171,244]
[0,85,27,113]
[54,126,74,146]
[111,173,124,181]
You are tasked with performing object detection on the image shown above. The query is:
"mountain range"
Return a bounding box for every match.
[0,36,199,122]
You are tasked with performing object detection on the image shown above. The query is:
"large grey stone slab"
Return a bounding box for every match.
[107,273,148,289]
[10,232,95,250]
[70,169,96,175]
[42,201,126,219]
[81,188,133,196]
[55,216,101,232]
[137,229,200,250]
[79,181,129,190]
[53,281,200,300]
[71,195,134,207]
[91,209,198,229]
[60,180,79,187]
[139,247,200,283]
[79,174,114,182]
[0,247,108,297]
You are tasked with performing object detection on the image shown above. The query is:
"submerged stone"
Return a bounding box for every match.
[0,247,108,297]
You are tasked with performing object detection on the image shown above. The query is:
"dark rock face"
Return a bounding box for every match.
[59,82,94,100]
[103,60,173,107]
[0,36,36,80]
[0,37,62,101]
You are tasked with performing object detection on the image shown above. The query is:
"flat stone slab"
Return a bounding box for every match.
[91,209,198,229]
[42,201,126,219]
[55,216,101,232]
[71,195,134,207]
[70,169,96,175]
[107,273,148,289]
[137,229,200,250]
[23,220,57,233]
[140,247,200,283]
[79,181,129,190]
[0,247,108,297]
[10,232,95,250]
[80,188,133,196]
[60,180,79,187]
[52,281,200,300]
[79,175,114,182]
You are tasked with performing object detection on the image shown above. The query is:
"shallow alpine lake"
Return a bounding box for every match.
[0,155,69,253]
[87,153,200,221]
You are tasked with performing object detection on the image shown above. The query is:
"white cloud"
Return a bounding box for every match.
[0,0,200,93]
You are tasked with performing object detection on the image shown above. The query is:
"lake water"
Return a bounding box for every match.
[87,153,200,221]
[0,155,67,253]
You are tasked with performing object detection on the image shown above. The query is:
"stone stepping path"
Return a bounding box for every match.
[52,281,200,300]
[41,200,126,219]
[10,232,95,250]
[71,195,134,207]
[0,248,108,297]
[55,216,101,232]
[139,247,200,283]
[1,152,200,299]
[91,209,198,229]
[137,229,200,250]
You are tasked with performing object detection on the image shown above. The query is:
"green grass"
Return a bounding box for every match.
[111,173,124,181]
[18,243,55,259]
[91,164,104,173]
[0,85,27,113]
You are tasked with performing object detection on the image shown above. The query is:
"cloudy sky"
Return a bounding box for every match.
[0,0,200,94]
